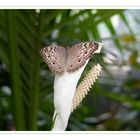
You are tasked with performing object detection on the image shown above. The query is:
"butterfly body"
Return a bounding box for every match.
[40,42,101,74]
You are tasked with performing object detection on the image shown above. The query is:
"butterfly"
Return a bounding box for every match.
[40,42,101,74]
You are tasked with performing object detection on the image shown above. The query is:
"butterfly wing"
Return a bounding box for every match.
[40,45,66,74]
[66,42,99,72]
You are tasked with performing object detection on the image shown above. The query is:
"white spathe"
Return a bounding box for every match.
[52,60,89,131]
[52,42,103,131]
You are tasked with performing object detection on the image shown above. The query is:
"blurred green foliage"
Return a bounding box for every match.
[0,9,140,130]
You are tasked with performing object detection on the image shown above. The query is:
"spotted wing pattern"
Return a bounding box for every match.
[66,42,99,72]
[40,45,66,74]
[40,42,99,74]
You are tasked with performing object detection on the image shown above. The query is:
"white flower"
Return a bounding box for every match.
[51,43,103,131]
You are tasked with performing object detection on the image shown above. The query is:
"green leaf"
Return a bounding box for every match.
[6,10,26,130]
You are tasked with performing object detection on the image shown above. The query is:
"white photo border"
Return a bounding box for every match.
[0,0,140,8]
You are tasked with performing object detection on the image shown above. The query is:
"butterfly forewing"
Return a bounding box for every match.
[40,46,66,74]
[66,42,99,72]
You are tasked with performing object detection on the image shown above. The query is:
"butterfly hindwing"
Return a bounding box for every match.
[66,42,99,72]
[40,45,66,74]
